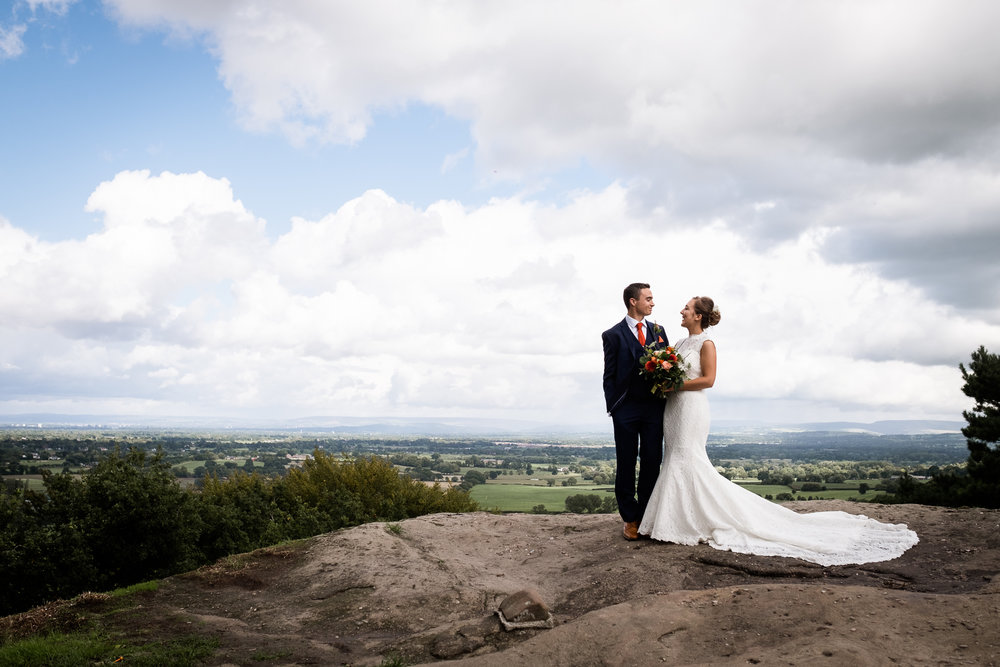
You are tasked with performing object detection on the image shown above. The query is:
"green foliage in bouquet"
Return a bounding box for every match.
[638,345,687,398]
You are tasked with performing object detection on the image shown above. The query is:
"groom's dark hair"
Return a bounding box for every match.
[623,283,650,308]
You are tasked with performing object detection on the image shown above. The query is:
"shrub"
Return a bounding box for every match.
[0,449,478,617]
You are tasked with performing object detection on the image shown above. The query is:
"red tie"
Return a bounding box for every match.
[636,322,646,346]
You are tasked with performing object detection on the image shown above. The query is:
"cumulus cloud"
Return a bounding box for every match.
[0,172,992,424]
[101,0,1000,315]
[5,2,998,424]
[103,1,1000,165]
[0,171,266,336]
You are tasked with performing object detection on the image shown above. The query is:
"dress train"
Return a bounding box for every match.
[638,333,918,566]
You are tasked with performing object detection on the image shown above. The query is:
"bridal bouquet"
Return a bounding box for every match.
[638,345,687,398]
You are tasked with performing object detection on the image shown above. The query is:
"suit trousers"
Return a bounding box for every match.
[612,399,664,523]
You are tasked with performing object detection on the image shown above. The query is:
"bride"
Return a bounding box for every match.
[638,296,919,565]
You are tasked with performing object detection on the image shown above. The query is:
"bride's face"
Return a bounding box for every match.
[680,300,699,328]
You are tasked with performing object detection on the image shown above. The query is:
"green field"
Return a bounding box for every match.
[740,483,794,497]
[171,459,259,473]
[736,482,869,501]
[1,474,49,491]
[469,479,874,512]
[484,473,589,486]
[469,483,615,512]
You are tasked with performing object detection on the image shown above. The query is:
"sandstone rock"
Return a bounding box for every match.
[430,615,500,658]
[431,632,484,659]
[497,589,554,630]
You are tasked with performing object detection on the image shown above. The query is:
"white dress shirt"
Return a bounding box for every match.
[624,314,648,343]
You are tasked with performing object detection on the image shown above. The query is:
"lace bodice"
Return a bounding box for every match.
[674,333,709,381]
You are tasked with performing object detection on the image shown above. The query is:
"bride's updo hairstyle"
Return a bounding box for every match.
[692,296,722,328]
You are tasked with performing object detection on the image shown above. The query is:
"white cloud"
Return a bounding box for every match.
[0,171,266,335]
[101,0,1000,316]
[104,1,1000,163]
[0,23,26,60]
[27,0,79,13]
[0,172,991,424]
[1,0,84,60]
[5,2,998,425]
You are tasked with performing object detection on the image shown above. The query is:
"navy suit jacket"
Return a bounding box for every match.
[602,318,669,415]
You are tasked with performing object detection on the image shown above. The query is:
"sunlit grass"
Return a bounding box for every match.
[469,482,615,512]
[0,624,218,667]
[110,580,160,597]
[0,632,115,666]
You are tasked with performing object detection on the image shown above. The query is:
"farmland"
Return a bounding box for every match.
[2,427,969,512]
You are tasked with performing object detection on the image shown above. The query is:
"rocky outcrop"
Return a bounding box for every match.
[15,501,995,666]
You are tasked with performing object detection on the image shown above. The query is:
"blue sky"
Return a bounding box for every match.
[2,0,999,428]
[2,0,613,243]
[2,2,497,240]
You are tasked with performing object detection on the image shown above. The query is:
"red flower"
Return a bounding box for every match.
[638,344,688,398]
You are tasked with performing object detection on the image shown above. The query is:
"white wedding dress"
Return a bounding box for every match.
[638,332,919,566]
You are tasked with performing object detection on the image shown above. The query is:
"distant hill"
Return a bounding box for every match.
[0,413,964,437]
[711,419,964,437]
[0,413,551,436]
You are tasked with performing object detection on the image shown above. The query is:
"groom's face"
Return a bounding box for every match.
[631,288,655,318]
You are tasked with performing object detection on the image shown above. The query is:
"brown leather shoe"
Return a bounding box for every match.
[623,521,639,541]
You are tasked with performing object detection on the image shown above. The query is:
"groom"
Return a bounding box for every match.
[602,283,668,541]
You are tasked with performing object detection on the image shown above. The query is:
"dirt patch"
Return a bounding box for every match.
[7,501,1000,665]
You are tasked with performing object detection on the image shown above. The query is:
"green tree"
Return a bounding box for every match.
[0,446,203,616]
[78,446,204,590]
[961,346,1000,486]
[0,485,95,616]
[888,346,1000,508]
[198,470,283,559]
[565,494,602,514]
[463,470,487,486]
[0,447,480,618]
[408,467,438,482]
[283,452,478,528]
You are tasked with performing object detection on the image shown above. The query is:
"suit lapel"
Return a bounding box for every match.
[641,321,667,349]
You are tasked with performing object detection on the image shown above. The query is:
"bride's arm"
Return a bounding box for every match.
[680,341,716,391]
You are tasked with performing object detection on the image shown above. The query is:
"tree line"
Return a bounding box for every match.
[887,346,1000,508]
[0,448,477,617]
